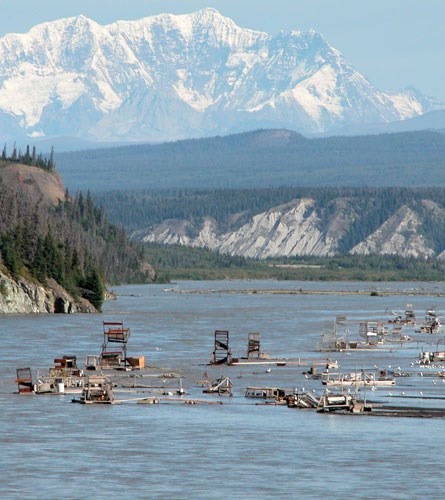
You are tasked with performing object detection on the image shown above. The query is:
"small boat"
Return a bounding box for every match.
[317,391,354,412]
[416,308,442,334]
[419,351,445,364]
[359,321,387,346]
[387,305,416,325]
[33,355,85,394]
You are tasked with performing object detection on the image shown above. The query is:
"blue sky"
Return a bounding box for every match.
[1,0,444,100]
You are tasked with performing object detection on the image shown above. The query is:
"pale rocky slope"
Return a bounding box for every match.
[137,197,445,260]
[350,206,434,258]
[138,197,355,258]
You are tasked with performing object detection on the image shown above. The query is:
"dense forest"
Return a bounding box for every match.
[95,186,445,253]
[0,150,153,310]
[57,129,445,192]
[144,242,445,282]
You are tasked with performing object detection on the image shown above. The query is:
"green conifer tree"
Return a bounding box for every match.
[83,268,105,311]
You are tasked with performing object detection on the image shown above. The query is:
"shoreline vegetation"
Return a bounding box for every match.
[165,287,445,297]
[144,243,445,284]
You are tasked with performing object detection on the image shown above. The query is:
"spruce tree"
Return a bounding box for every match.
[83,268,105,311]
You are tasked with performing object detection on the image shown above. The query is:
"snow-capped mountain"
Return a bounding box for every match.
[0,8,443,143]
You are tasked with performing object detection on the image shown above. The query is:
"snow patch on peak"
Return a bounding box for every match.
[0,73,86,126]
[290,65,344,122]
[386,87,444,120]
[389,91,423,119]
[191,7,250,32]
[173,78,215,111]
[0,10,443,141]
[33,14,102,37]
[192,7,226,22]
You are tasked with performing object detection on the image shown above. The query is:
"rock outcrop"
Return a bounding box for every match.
[350,206,435,258]
[137,196,445,260]
[0,164,65,206]
[140,197,356,258]
[0,271,97,314]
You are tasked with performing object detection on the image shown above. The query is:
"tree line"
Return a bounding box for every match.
[95,186,445,253]
[143,242,445,282]
[1,143,56,172]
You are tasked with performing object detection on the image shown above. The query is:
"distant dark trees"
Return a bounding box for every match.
[56,129,445,192]
[143,241,445,282]
[96,185,445,257]
[0,143,55,172]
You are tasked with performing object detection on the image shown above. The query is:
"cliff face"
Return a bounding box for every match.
[136,195,445,260]
[139,197,356,258]
[350,206,435,258]
[0,271,96,314]
[0,164,97,313]
[0,164,65,206]
[0,158,156,313]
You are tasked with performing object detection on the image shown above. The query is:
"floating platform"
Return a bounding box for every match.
[329,406,445,418]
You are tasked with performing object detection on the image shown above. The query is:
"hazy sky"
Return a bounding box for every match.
[1,0,444,99]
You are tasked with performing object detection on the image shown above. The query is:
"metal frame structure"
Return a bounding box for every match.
[247,332,261,358]
[212,330,232,365]
[16,367,33,393]
[78,376,114,403]
[99,321,131,368]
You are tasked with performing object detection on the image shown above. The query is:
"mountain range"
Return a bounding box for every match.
[0,8,444,145]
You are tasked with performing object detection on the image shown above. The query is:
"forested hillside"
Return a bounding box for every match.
[95,186,445,261]
[95,186,445,244]
[0,150,154,311]
[57,129,445,192]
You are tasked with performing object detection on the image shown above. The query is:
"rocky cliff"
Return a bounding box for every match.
[0,271,96,313]
[350,206,435,258]
[138,197,356,258]
[136,196,445,260]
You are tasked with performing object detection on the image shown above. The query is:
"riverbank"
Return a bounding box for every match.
[165,286,445,297]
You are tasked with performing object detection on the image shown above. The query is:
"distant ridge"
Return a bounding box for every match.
[335,109,445,136]
[56,129,445,192]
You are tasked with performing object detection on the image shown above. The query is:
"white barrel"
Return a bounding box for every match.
[57,382,65,393]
